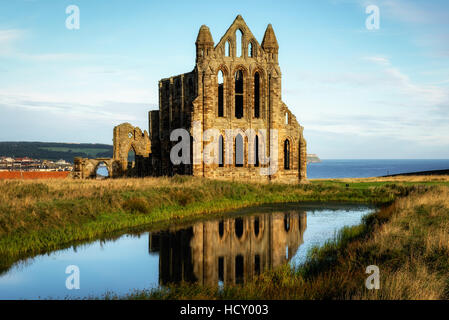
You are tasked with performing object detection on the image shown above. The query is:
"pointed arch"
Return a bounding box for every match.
[225,40,231,57]
[94,161,110,178]
[219,134,224,167]
[235,69,244,119]
[284,139,291,170]
[254,72,260,118]
[254,135,259,167]
[218,70,224,117]
[236,29,243,57]
[235,133,244,167]
[248,41,254,57]
[127,145,136,168]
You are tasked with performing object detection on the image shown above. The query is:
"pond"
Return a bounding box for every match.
[0,203,375,299]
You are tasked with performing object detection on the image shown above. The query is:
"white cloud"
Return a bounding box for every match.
[363,56,390,66]
[363,56,449,106]
[0,29,23,55]
[0,91,155,125]
[379,0,449,24]
[289,53,449,156]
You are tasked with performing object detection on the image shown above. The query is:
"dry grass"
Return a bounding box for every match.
[356,187,449,299]
[313,175,449,183]
[301,186,449,300]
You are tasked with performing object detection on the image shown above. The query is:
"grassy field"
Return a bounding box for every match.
[1,175,448,299]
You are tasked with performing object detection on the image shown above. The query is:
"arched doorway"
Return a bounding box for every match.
[95,162,110,179]
[128,149,135,167]
[127,147,136,175]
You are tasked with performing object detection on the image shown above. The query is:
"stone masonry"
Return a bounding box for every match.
[73,15,307,182]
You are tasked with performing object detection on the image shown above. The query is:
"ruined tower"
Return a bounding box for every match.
[149,15,307,183]
[73,16,308,181]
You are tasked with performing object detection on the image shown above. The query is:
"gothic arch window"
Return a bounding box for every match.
[248,41,254,57]
[219,135,224,167]
[236,29,243,57]
[254,72,260,118]
[218,70,224,117]
[235,134,244,167]
[127,146,136,170]
[284,139,290,170]
[225,40,231,57]
[235,70,244,119]
[254,135,259,167]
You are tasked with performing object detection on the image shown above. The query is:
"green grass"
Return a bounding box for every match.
[310,179,449,188]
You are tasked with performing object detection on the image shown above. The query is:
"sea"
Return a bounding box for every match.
[307,159,449,179]
[96,159,449,179]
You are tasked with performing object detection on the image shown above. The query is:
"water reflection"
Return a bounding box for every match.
[0,204,374,299]
[149,211,307,286]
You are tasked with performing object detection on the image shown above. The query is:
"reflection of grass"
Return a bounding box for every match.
[120,185,449,300]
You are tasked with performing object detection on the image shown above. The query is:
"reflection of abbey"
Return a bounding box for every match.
[73,15,307,183]
[149,211,307,285]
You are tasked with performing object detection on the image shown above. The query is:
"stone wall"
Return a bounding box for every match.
[74,16,308,182]
[150,15,308,183]
[112,123,151,177]
[72,157,119,179]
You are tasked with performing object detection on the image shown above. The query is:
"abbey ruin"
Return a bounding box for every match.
[73,15,307,183]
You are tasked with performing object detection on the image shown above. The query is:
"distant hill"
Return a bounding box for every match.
[1,142,321,165]
[0,142,113,163]
[307,153,321,163]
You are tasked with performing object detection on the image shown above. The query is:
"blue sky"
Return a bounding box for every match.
[0,0,448,159]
